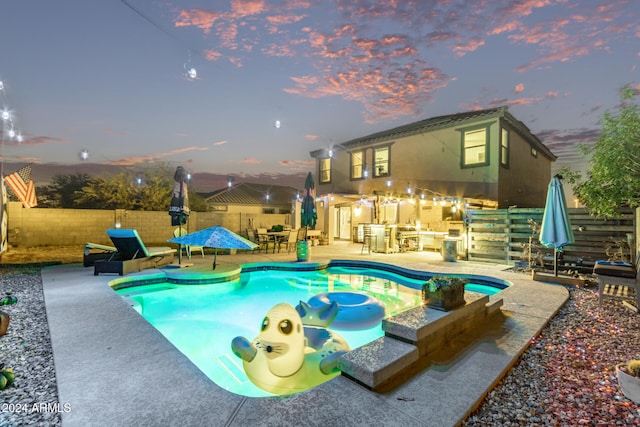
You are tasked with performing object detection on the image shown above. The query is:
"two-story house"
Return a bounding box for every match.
[309,106,556,245]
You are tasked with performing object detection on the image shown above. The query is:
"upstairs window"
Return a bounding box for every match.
[461,126,489,167]
[500,128,509,167]
[351,150,364,179]
[374,146,390,177]
[319,158,331,183]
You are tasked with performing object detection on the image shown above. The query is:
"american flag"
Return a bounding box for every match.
[4,165,37,208]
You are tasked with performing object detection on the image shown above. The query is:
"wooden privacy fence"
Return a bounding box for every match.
[467,207,636,269]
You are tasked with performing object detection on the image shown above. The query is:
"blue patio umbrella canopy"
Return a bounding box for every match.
[168,225,258,269]
[301,172,317,229]
[539,175,575,276]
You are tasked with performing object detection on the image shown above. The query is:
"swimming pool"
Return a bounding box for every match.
[113,261,508,397]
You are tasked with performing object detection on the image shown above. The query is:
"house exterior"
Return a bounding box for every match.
[309,106,556,243]
[202,182,299,215]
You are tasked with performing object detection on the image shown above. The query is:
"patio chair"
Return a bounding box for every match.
[593,253,639,312]
[279,229,299,253]
[83,242,117,267]
[253,228,274,253]
[361,224,377,254]
[173,227,205,259]
[94,229,176,276]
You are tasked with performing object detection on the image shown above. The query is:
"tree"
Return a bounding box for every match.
[562,85,640,218]
[75,165,174,210]
[42,173,92,208]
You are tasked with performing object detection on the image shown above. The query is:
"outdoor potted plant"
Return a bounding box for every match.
[616,359,640,404]
[421,275,468,311]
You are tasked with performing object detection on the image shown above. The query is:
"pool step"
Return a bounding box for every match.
[339,292,504,391]
[338,336,418,389]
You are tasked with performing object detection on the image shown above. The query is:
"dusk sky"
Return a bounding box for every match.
[1,0,639,191]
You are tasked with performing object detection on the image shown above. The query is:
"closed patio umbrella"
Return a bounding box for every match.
[168,225,258,270]
[301,172,317,232]
[168,166,191,264]
[539,174,575,276]
[169,166,190,226]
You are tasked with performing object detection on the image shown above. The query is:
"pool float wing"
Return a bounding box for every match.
[295,299,339,327]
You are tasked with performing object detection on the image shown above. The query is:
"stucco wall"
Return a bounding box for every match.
[6,202,290,248]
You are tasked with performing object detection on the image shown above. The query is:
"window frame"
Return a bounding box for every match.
[459,124,490,168]
[500,127,509,168]
[373,146,391,178]
[350,150,365,180]
[319,157,331,184]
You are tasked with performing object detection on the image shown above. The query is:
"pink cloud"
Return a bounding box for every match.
[241,157,262,164]
[230,0,267,17]
[453,37,485,56]
[213,140,228,146]
[515,83,525,93]
[279,159,314,171]
[0,132,67,146]
[174,9,221,34]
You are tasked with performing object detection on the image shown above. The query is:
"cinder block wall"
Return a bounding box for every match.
[6,202,289,248]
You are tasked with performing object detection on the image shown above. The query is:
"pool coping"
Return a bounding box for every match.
[42,244,569,426]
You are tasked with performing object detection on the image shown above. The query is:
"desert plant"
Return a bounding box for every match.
[422,276,467,299]
[628,360,640,378]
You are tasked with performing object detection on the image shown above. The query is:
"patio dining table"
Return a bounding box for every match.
[258,231,289,253]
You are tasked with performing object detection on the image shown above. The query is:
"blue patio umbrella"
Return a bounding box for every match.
[301,172,317,232]
[169,225,258,270]
[539,174,575,276]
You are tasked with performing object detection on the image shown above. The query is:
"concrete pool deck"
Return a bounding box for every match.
[42,241,569,426]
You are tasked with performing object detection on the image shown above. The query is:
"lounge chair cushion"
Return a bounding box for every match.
[593,260,636,278]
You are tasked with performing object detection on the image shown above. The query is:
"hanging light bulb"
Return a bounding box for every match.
[79,149,89,160]
[1,110,9,121]
[328,148,333,157]
[274,120,281,129]
[0,81,4,91]
[184,50,197,80]
[16,133,23,143]
[8,128,15,138]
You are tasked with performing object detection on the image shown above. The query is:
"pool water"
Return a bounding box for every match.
[115,266,501,397]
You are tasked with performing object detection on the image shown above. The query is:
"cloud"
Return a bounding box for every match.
[536,127,601,164]
[453,37,485,57]
[241,157,262,164]
[213,140,228,146]
[108,146,209,166]
[174,9,222,34]
[0,132,67,146]
[279,159,314,171]
[169,0,639,123]
[304,134,319,140]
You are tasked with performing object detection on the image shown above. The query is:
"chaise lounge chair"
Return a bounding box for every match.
[593,253,639,312]
[83,242,117,267]
[94,229,176,276]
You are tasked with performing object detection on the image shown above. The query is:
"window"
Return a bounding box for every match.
[351,150,364,179]
[374,146,390,177]
[461,126,489,167]
[500,128,509,167]
[530,146,537,157]
[319,158,331,183]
